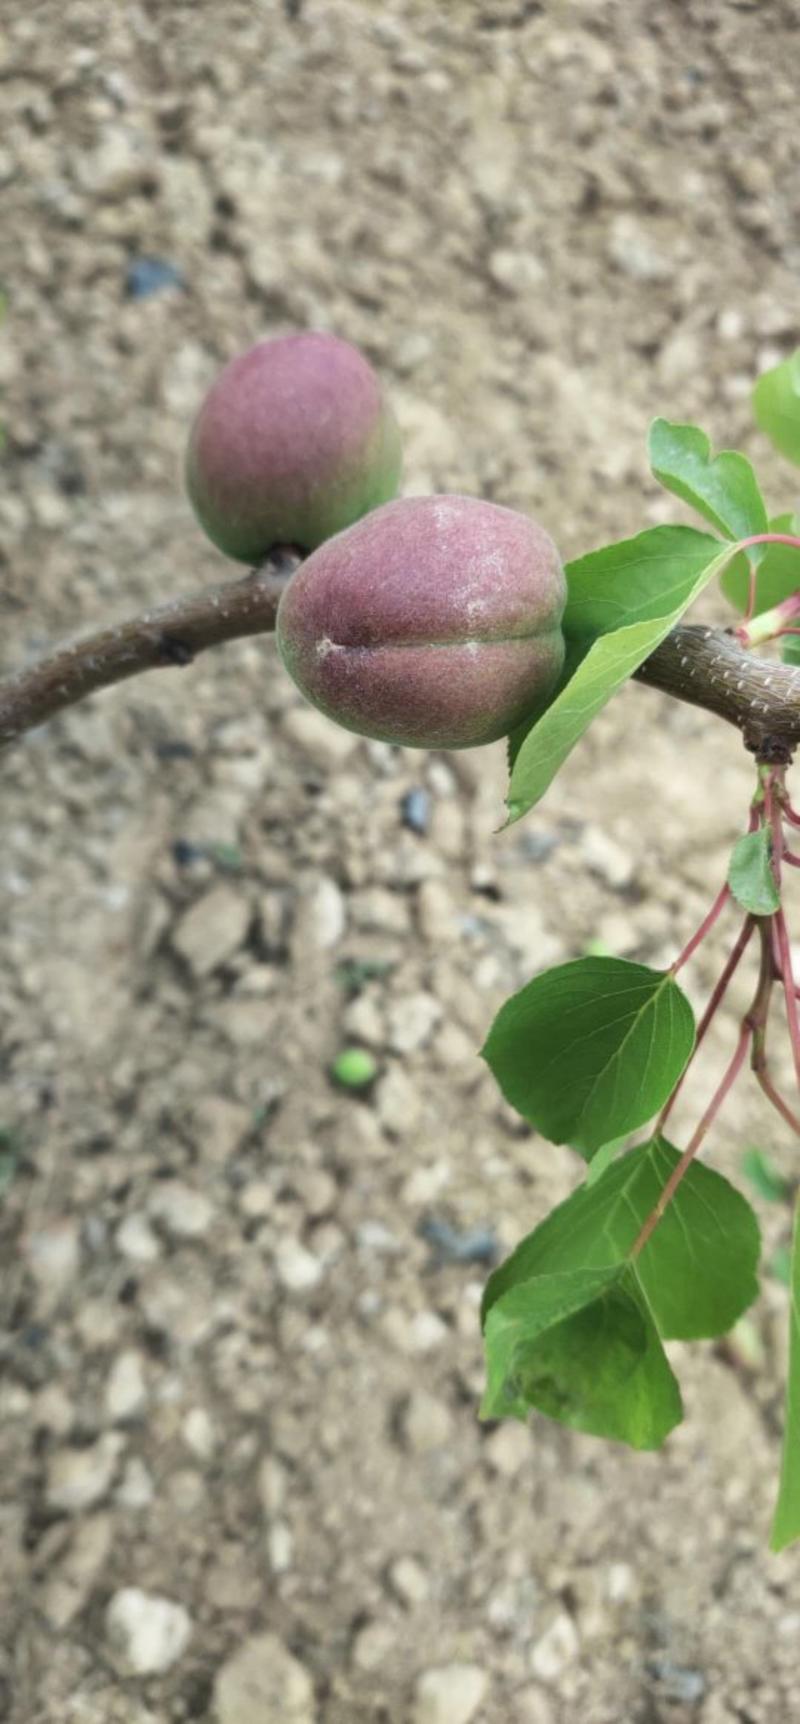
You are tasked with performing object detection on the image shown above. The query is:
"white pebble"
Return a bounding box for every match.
[106,1587,192,1675]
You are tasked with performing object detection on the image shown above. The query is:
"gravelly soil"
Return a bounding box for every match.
[3,3,800,1721]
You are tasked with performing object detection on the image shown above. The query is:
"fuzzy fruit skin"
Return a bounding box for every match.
[185,332,402,563]
[276,495,566,750]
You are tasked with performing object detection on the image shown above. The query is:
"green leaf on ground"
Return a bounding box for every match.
[721,513,800,615]
[481,1264,682,1449]
[754,349,800,467]
[482,1136,761,1343]
[771,1199,800,1550]
[742,1147,792,1206]
[648,418,768,550]
[507,534,739,823]
[482,957,695,1157]
[728,826,780,916]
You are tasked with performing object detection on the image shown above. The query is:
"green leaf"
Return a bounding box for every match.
[728,826,780,916]
[754,349,800,467]
[482,957,695,1158]
[507,534,738,823]
[721,513,800,616]
[482,1137,761,1343]
[771,1199,800,1550]
[482,1264,682,1449]
[772,1244,793,1287]
[648,418,768,549]
[742,1147,792,1206]
[563,524,720,640]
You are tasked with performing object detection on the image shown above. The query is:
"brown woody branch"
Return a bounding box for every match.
[2,557,800,760]
[0,550,300,751]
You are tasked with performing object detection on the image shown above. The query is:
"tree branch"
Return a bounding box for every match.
[0,550,299,750]
[2,559,800,762]
[633,623,800,763]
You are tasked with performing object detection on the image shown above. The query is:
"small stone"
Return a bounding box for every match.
[343,993,386,1048]
[416,880,458,943]
[40,1514,112,1629]
[529,1612,580,1681]
[192,1094,251,1161]
[607,214,673,282]
[257,1454,288,1518]
[388,1555,430,1606]
[206,1546,261,1613]
[79,126,156,199]
[173,885,250,978]
[282,706,359,767]
[24,1218,80,1304]
[47,1434,125,1513]
[581,825,634,890]
[106,1588,192,1675]
[489,249,544,295]
[351,1620,396,1671]
[105,1350,147,1423]
[115,1456,155,1509]
[182,1406,216,1460]
[33,1384,75,1435]
[483,1422,531,1478]
[214,1632,315,1724]
[115,1212,161,1263]
[513,1685,556,1724]
[267,1520,294,1573]
[148,1181,214,1239]
[400,1391,454,1453]
[606,1562,634,1603]
[351,886,411,935]
[375,1065,421,1136]
[291,1168,337,1218]
[401,787,431,832]
[297,875,346,950]
[274,1240,324,1293]
[412,1663,489,1724]
[239,1180,274,1218]
[647,1656,706,1705]
[387,992,442,1054]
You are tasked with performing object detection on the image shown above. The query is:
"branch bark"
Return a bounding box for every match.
[0,551,299,750]
[2,559,800,761]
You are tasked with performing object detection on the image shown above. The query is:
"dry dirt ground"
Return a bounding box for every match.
[3,3,800,1721]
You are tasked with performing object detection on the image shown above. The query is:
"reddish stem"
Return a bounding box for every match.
[737,532,800,555]
[657,915,755,1135]
[755,1065,800,1136]
[671,882,731,976]
[632,1022,752,1257]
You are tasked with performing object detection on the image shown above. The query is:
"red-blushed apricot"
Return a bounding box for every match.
[276,495,566,749]
[185,332,402,563]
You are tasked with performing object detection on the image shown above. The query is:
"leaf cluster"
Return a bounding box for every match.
[484,353,800,1549]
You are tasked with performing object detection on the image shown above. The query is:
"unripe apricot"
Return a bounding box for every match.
[276,495,566,750]
[185,332,402,563]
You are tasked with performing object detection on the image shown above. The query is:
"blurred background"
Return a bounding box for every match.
[2,3,800,1721]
